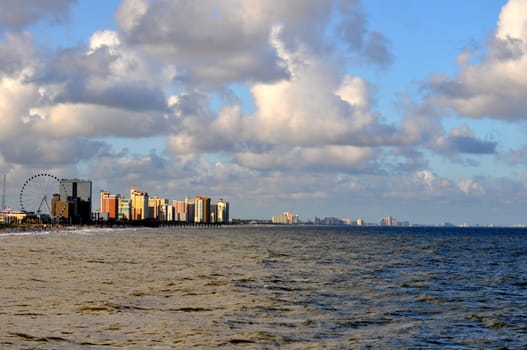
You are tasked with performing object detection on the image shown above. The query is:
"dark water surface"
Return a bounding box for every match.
[0,226,525,349]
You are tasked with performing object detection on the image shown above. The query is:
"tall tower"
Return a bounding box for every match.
[1,174,6,210]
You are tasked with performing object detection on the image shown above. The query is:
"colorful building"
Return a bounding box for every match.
[194,196,210,223]
[130,186,149,220]
[100,190,120,220]
[118,197,131,220]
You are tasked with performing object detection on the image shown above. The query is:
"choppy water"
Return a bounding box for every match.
[0,225,526,349]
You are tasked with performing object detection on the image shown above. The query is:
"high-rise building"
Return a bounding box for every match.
[118,197,131,220]
[380,215,398,226]
[100,190,120,220]
[187,199,195,223]
[149,196,167,220]
[210,204,217,223]
[173,199,188,221]
[60,179,92,209]
[60,178,92,223]
[51,194,69,219]
[272,211,299,224]
[194,196,210,223]
[217,199,229,224]
[130,186,149,220]
[159,203,174,221]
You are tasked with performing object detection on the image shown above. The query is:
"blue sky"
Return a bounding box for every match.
[3,0,527,226]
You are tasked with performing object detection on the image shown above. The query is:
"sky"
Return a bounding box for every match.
[2,0,527,226]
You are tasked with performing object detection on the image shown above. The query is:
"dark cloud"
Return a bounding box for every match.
[422,75,471,99]
[43,46,113,81]
[54,80,168,112]
[446,135,497,154]
[1,136,106,166]
[0,0,77,30]
[426,131,497,165]
[336,1,393,67]
[390,147,429,173]
[0,33,36,75]
[489,36,525,61]
[364,31,393,66]
[336,0,366,51]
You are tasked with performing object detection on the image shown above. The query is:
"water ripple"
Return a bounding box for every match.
[0,226,526,348]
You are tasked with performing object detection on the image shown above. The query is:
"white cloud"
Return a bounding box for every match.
[457,179,485,195]
[87,30,121,55]
[496,0,527,40]
[245,36,380,146]
[426,0,527,120]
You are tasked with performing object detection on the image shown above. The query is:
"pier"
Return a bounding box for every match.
[129,219,223,229]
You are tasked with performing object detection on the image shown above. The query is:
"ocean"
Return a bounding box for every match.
[0,225,525,349]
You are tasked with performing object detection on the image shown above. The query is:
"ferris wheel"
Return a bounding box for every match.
[19,173,67,218]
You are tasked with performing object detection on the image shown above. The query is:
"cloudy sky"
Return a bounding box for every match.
[2,0,527,225]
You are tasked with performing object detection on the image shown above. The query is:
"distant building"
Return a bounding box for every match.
[100,190,120,220]
[187,200,195,222]
[342,217,353,225]
[159,202,174,221]
[174,196,197,222]
[0,209,26,224]
[314,216,342,225]
[130,186,150,220]
[194,196,210,223]
[149,196,167,221]
[173,199,187,221]
[51,194,69,219]
[210,203,217,223]
[217,199,229,224]
[60,178,92,224]
[379,215,395,226]
[272,211,299,224]
[118,197,131,220]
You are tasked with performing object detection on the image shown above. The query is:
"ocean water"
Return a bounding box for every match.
[0,225,525,349]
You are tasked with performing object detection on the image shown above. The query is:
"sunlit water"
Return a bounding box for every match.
[0,225,525,349]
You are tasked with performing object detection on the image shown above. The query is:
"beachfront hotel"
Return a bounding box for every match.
[97,187,229,224]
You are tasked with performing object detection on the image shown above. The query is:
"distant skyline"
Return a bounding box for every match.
[2,0,527,226]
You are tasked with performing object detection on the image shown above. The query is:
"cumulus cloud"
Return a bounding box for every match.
[243,29,387,148]
[162,27,402,174]
[39,30,169,112]
[115,0,392,85]
[425,0,527,120]
[0,0,77,30]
